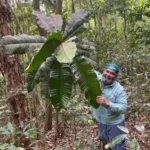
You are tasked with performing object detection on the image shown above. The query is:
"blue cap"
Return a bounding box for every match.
[105,63,119,74]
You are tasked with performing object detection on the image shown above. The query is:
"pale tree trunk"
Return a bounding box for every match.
[0,0,29,126]
[32,0,52,133]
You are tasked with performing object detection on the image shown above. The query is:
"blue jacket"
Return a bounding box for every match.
[91,71,127,125]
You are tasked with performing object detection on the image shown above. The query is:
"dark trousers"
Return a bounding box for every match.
[99,120,126,150]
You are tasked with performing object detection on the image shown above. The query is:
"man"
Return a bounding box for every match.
[91,63,127,150]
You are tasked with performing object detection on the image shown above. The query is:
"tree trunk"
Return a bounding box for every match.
[56,0,62,14]
[44,101,52,132]
[32,0,52,132]
[0,0,29,126]
[71,0,75,14]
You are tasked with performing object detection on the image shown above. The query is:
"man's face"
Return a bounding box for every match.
[102,69,117,85]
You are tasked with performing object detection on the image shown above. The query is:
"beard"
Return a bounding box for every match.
[102,74,115,85]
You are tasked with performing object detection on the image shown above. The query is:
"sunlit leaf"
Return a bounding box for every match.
[117,125,129,134]
[55,42,77,63]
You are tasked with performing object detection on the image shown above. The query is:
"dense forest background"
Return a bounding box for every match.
[0,0,150,149]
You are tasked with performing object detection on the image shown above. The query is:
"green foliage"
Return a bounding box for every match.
[26,55,56,92]
[25,32,63,72]
[0,35,45,54]
[49,62,73,111]
[0,143,9,150]
[33,11,63,33]
[0,9,101,111]
[0,122,36,150]
[130,138,140,150]
[104,134,126,149]
[104,126,140,150]
[72,56,100,108]
[63,10,95,41]
[55,42,77,63]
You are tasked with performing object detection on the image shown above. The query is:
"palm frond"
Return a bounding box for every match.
[71,56,101,108]
[49,62,73,111]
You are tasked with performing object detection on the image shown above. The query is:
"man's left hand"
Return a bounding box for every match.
[96,96,110,107]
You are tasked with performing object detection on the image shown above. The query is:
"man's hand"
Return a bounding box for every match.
[96,96,110,107]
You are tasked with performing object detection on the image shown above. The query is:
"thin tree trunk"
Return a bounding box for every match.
[56,0,62,14]
[71,0,75,14]
[32,0,52,132]
[0,0,30,126]
[123,0,127,42]
[44,101,52,132]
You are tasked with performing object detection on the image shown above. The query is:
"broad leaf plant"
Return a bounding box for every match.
[0,10,101,111]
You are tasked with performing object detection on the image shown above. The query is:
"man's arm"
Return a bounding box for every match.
[96,90,127,113]
[109,90,127,113]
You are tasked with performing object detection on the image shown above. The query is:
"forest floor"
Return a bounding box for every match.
[39,96,150,150]
[1,84,150,150]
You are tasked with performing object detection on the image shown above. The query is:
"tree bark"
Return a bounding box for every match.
[44,101,52,132]
[0,0,30,126]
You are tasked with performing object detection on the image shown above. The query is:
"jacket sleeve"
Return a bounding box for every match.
[109,90,127,113]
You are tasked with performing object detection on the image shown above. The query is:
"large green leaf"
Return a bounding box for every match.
[25,32,63,73]
[0,34,45,54]
[49,62,73,111]
[55,42,77,63]
[63,10,94,41]
[33,11,63,33]
[26,56,56,92]
[76,38,97,62]
[71,56,101,108]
